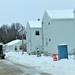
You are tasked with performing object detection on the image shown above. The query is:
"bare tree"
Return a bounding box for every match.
[0,23,26,44]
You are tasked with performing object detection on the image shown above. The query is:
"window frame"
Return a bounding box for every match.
[35,31,40,35]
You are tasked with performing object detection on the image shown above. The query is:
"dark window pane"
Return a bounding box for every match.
[48,22,50,25]
[49,39,51,41]
[35,31,39,35]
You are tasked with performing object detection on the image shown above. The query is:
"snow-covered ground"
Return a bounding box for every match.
[5,51,75,75]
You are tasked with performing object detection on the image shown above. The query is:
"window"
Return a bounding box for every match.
[46,38,48,46]
[42,22,44,25]
[49,39,51,41]
[46,42,48,46]
[48,22,50,25]
[19,46,22,50]
[15,46,17,51]
[35,31,40,35]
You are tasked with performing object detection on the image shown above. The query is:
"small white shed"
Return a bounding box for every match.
[26,21,42,54]
[6,39,22,51]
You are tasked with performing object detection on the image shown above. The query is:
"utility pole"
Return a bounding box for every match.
[22,29,24,54]
[18,27,25,54]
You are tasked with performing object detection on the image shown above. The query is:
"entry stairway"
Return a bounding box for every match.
[69,48,75,55]
[68,48,75,59]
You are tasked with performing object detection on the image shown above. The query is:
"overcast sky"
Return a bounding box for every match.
[0,0,75,26]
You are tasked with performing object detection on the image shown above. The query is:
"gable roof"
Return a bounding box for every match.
[6,39,21,46]
[28,21,41,28]
[46,10,74,19]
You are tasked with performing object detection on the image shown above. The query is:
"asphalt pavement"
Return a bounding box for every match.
[0,59,51,75]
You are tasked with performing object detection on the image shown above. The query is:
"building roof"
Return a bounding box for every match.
[28,21,41,28]
[6,39,21,46]
[46,10,74,19]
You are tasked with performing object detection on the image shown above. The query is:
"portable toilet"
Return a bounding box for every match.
[58,44,68,60]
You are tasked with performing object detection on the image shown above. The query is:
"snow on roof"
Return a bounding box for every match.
[46,10,74,19]
[6,39,21,46]
[28,21,41,28]
[58,44,67,46]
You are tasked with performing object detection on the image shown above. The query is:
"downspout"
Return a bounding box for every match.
[30,28,32,52]
[42,22,44,52]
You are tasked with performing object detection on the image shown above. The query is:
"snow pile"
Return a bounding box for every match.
[6,51,75,75]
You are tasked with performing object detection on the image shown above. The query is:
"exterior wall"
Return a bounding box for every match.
[31,28,42,53]
[42,11,75,54]
[42,11,52,52]
[74,9,75,34]
[50,19,75,54]
[6,41,22,51]
[26,22,42,54]
[26,23,31,54]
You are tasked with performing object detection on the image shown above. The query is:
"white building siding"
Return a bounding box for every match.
[42,10,75,54]
[49,19,75,54]
[42,11,52,52]
[6,40,22,51]
[31,28,42,52]
[26,21,42,54]
[26,22,31,53]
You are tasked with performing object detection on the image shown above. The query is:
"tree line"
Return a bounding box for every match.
[0,23,26,44]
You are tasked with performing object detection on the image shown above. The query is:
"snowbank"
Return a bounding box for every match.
[6,51,75,75]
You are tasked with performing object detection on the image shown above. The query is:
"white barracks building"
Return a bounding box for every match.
[26,21,42,54]
[26,9,75,54]
[42,9,75,54]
